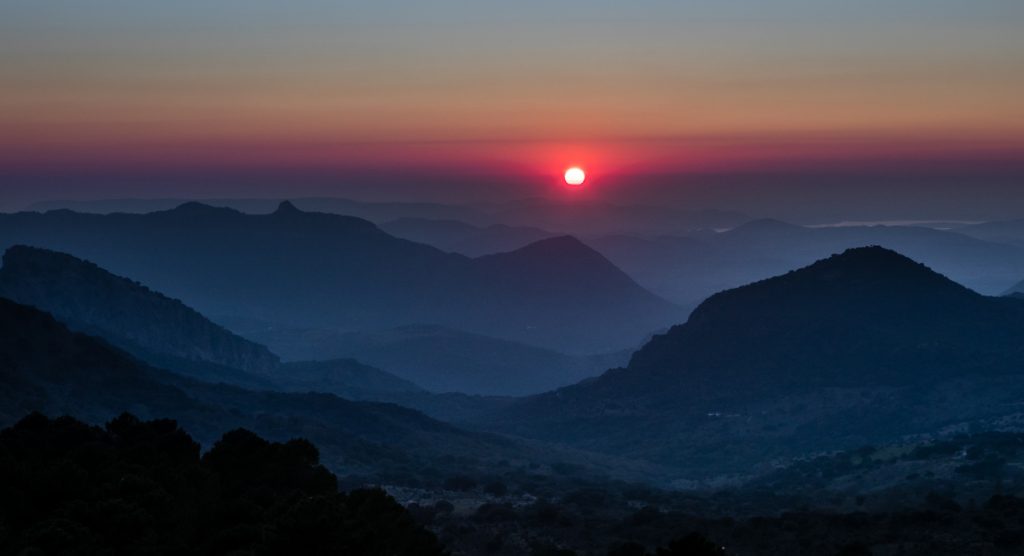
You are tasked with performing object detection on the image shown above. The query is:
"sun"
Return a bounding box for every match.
[564,167,586,186]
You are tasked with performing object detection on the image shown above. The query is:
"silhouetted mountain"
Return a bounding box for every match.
[381,217,557,256]
[490,247,1024,476]
[0,245,280,386]
[590,220,1024,308]
[236,322,630,396]
[0,203,680,352]
[0,413,443,555]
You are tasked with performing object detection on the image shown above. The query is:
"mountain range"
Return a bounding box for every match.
[0,202,681,353]
[0,294,664,485]
[363,214,1024,310]
[9,217,1024,487]
[0,246,526,421]
[486,246,1024,479]
[23,197,752,237]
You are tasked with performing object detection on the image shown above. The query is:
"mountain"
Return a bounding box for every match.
[0,296,649,484]
[380,217,557,256]
[233,322,630,396]
[488,247,1024,478]
[589,220,1024,309]
[0,202,681,352]
[0,245,280,386]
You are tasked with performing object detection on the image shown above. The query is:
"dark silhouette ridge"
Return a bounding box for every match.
[628,246,989,387]
[490,247,1024,475]
[0,202,681,352]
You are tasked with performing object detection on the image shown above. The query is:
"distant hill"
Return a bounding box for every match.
[0,202,680,353]
[234,322,630,396]
[589,220,1024,308]
[489,247,1024,477]
[0,245,280,386]
[381,217,557,256]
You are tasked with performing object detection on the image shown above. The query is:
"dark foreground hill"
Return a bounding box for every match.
[0,413,442,555]
[0,203,681,352]
[489,247,1024,478]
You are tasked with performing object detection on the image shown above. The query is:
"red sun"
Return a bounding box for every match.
[564,167,586,186]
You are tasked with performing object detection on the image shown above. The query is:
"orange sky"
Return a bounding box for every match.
[2,1,1023,184]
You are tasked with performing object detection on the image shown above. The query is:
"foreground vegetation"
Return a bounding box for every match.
[0,413,443,555]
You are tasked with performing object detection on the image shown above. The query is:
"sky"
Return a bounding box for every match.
[1,1,1023,215]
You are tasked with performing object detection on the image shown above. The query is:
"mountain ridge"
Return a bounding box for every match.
[0,202,681,352]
